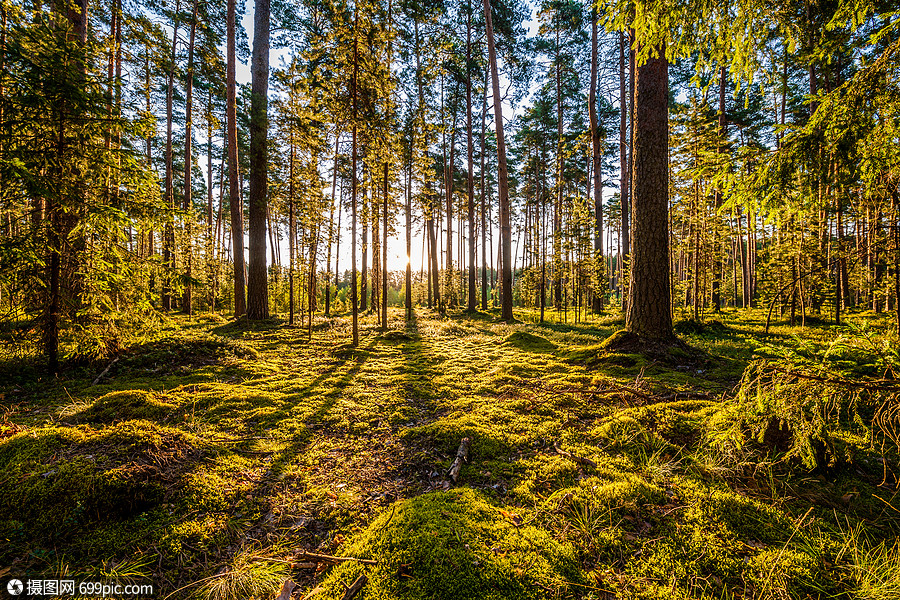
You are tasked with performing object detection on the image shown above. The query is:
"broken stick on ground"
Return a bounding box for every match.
[341,573,367,600]
[447,436,470,482]
[554,440,597,468]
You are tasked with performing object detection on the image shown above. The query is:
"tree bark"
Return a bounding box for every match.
[483,0,512,321]
[246,0,270,320]
[626,44,673,341]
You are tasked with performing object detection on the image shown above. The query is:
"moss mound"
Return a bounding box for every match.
[75,390,176,423]
[502,331,556,353]
[320,488,583,600]
[117,333,257,375]
[0,421,203,564]
[380,330,416,342]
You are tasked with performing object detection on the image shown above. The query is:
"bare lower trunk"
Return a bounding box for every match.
[626,44,673,341]
[483,0,512,321]
[247,0,271,320]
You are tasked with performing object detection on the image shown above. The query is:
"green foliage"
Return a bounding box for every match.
[706,328,900,471]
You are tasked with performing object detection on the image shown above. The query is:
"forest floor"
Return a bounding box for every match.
[1,307,899,599]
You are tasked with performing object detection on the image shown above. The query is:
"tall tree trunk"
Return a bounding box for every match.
[383,162,389,329]
[480,67,488,310]
[411,18,425,318]
[163,0,181,312]
[351,7,359,345]
[384,0,392,328]
[227,0,245,317]
[626,43,673,341]
[445,91,457,309]
[466,3,476,312]
[326,132,339,317]
[590,10,603,313]
[361,187,368,311]
[483,0,512,321]
[182,0,198,314]
[618,31,628,306]
[623,30,635,311]
[247,0,270,320]
[554,26,563,307]
[711,64,726,312]
[428,200,441,307]
[405,151,412,318]
[309,227,317,340]
[288,114,296,325]
[206,89,215,311]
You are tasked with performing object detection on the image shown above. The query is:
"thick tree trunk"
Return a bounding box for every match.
[626,44,673,341]
[483,0,512,321]
[247,0,270,320]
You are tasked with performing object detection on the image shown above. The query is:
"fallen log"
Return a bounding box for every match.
[553,441,597,468]
[341,573,367,600]
[447,437,470,482]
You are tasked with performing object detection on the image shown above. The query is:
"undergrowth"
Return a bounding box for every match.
[0,308,898,599]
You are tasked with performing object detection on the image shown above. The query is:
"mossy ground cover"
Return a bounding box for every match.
[1,308,898,599]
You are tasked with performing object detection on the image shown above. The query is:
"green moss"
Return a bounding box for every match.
[5,307,898,598]
[401,416,514,462]
[76,390,177,423]
[502,331,557,353]
[320,488,583,600]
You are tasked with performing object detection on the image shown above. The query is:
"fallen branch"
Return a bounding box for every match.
[296,551,377,566]
[91,357,120,386]
[447,437,470,482]
[273,579,296,600]
[554,441,597,468]
[341,573,367,600]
